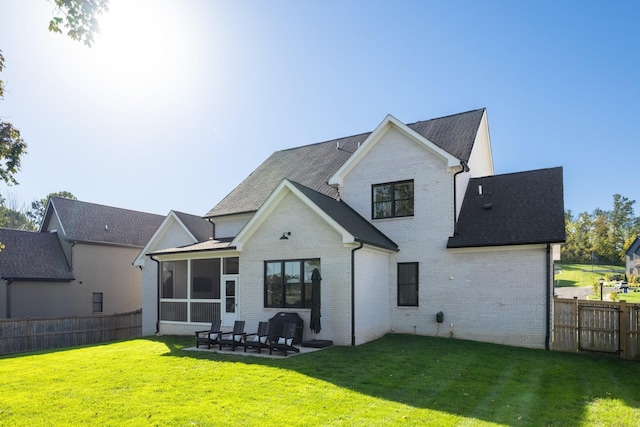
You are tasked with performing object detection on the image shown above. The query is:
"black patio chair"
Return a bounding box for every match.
[195,319,222,349]
[269,322,300,356]
[243,321,271,354]
[218,320,246,351]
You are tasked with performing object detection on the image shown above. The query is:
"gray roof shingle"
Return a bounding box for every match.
[289,181,398,252]
[205,109,485,218]
[447,167,566,248]
[48,197,165,247]
[0,229,74,281]
[173,211,213,242]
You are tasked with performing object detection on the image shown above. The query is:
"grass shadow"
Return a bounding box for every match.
[162,334,640,426]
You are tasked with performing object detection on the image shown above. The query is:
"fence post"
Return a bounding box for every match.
[573,297,579,352]
[620,300,628,360]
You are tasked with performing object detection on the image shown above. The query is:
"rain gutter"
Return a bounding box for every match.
[149,255,161,334]
[545,243,551,351]
[452,160,469,235]
[351,241,364,346]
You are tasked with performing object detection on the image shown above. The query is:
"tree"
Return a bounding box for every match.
[0,192,36,230]
[0,52,28,186]
[0,1,109,187]
[610,194,636,263]
[27,191,77,228]
[48,0,110,47]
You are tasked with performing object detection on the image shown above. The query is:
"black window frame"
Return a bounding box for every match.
[264,259,320,308]
[372,180,414,219]
[397,262,418,307]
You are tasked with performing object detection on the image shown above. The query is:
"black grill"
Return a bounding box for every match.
[268,312,304,344]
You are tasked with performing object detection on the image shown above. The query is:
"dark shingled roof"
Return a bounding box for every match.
[173,211,213,242]
[0,229,74,281]
[290,181,398,252]
[447,167,566,248]
[205,109,485,218]
[48,197,165,247]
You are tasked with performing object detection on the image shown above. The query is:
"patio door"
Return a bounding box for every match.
[222,277,238,326]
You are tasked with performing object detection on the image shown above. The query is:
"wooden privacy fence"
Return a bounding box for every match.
[553,298,640,360]
[0,310,142,356]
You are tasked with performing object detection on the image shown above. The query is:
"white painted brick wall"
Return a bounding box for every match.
[337,126,551,348]
[354,248,390,345]
[238,192,354,345]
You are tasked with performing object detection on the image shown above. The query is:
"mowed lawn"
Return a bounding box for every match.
[555,263,625,287]
[1,335,639,426]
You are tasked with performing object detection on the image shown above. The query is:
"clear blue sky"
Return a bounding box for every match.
[0,0,638,217]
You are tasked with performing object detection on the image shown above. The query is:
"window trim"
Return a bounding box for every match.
[372,180,414,219]
[397,262,419,307]
[92,292,103,313]
[264,259,320,309]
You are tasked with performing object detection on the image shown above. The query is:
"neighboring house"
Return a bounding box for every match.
[0,197,164,319]
[138,109,565,349]
[626,237,640,277]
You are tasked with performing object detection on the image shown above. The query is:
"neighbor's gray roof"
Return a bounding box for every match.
[205,109,485,218]
[290,182,398,252]
[447,167,566,248]
[626,237,640,256]
[173,211,212,242]
[0,228,74,281]
[46,197,165,247]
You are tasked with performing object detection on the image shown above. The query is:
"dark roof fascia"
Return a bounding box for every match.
[355,237,400,252]
[447,239,565,250]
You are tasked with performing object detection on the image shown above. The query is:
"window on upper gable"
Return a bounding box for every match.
[372,180,414,219]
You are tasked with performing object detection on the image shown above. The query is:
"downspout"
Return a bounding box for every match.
[452,161,469,235]
[545,243,551,351]
[5,279,12,319]
[351,241,364,346]
[149,255,161,334]
[207,218,216,239]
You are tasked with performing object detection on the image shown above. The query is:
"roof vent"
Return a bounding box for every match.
[483,203,493,210]
[478,185,483,195]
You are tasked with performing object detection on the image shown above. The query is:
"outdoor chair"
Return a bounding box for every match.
[218,320,246,351]
[195,319,222,349]
[269,321,300,356]
[243,321,271,354]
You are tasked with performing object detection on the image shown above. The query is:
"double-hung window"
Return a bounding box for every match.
[92,292,103,313]
[397,263,418,306]
[265,259,320,308]
[372,180,414,219]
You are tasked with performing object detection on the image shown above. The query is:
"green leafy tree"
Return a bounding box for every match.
[27,191,77,228]
[0,193,36,230]
[610,194,636,263]
[48,0,110,47]
[0,52,28,186]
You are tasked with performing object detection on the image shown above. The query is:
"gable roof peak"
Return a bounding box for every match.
[205,108,487,218]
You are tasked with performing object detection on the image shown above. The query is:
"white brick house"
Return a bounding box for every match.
[137,109,565,349]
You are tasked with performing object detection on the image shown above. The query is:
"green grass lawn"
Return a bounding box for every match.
[1,335,639,426]
[555,263,625,287]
